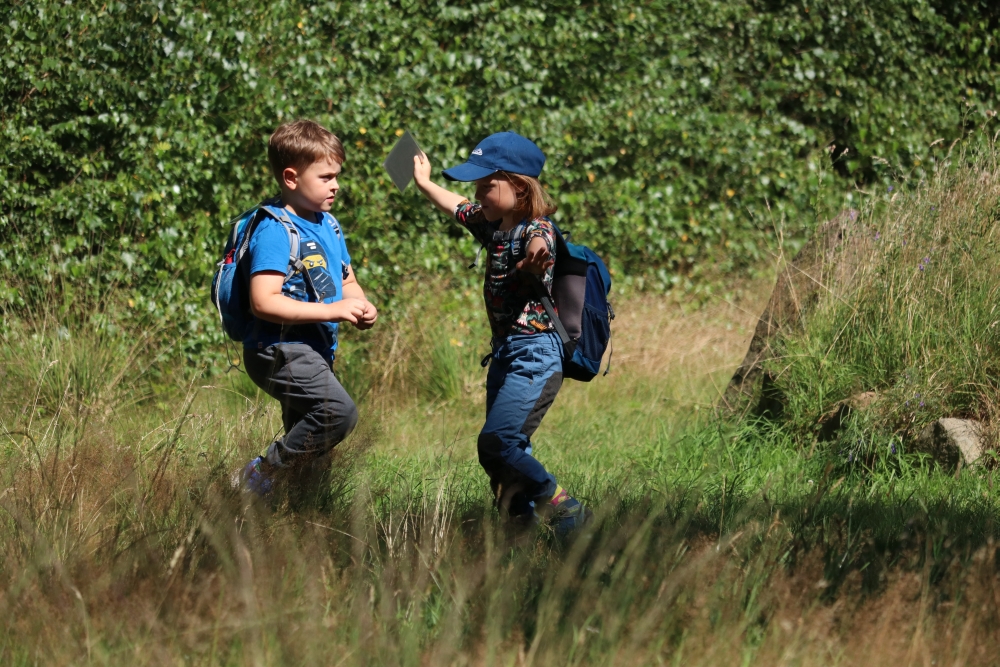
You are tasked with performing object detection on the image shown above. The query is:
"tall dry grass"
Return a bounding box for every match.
[7,153,1000,663]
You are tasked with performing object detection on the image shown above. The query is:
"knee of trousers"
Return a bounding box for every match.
[477,431,514,470]
[318,398,359,447]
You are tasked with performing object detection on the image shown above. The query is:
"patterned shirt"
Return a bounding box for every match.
[454,200,557,340]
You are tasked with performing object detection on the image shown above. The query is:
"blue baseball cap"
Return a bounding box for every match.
[442,131,546,182]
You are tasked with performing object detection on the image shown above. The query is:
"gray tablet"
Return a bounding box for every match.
[382,131,422,192]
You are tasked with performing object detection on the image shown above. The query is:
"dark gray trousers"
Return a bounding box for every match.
[244,343,358,467]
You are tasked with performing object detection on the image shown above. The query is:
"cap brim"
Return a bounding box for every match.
[442,161,497,182]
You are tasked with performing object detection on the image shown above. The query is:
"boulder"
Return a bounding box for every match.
[719,210,867,418]
[913,418,986,468]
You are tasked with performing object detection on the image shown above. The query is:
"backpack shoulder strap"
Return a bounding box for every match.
[508,220,532,261]
[530,274,571,347]
[260,205,325,303]
[261,205,303,280]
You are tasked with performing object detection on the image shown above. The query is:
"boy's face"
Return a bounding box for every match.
[474,174,517,222]
[282,157,342,213]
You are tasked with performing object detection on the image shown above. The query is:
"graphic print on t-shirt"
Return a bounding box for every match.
[453,201,557,338]
[297,240,337,300]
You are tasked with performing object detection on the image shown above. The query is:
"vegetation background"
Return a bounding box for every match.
[3,0,1000,362]
[4,0,1000,664]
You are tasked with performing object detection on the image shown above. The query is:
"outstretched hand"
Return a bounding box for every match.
[413,151,432,188]
[411,151,467,215]
[516,237,555,275]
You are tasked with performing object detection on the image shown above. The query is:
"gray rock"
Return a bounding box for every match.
[913,418,985,468]
[719,210,868,418]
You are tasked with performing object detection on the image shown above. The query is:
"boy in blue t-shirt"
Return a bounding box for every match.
[237,119,377,495]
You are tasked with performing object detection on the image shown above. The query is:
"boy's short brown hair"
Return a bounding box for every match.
[267,119,345,184]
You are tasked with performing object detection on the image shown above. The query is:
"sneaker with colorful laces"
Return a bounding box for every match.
[540,486,592,537]
[235,456,273,497]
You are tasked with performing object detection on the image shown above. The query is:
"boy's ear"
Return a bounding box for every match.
[281,166,299,191]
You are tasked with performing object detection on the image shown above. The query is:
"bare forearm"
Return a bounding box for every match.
[251,294,336,325]
[342,282,366,301]
[415,179,465,217]
[250,271,364,325]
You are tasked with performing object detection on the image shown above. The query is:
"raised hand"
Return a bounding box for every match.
[413,152,433,187]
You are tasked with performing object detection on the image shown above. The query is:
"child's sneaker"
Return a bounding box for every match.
[234,456,273,497]
[540,486,592,538]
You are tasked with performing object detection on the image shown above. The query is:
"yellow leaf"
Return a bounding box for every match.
[726,189,736,198]
[395,128,404,137]
[359,127,367,134]
[587,172,595,183]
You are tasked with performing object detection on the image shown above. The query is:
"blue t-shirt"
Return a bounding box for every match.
[243,207,352,361]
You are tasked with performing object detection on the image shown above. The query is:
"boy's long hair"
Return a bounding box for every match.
[504,172,557,221]
[268,119,346,184]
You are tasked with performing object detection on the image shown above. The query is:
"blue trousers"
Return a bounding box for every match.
[479,332,563,513]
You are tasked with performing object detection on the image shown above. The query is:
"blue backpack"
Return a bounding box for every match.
[211,201,321,343]
[511,221,615,381]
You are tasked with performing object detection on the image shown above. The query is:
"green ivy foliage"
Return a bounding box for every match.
[2,0,998,360]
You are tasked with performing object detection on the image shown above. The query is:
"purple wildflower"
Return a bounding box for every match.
[888,186,894,192]
[891,443,897,455]
[875,232,881,240]
[919,401,925,408]
[919,265,924,271]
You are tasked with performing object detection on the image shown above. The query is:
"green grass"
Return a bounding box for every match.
[5,155,1000,664]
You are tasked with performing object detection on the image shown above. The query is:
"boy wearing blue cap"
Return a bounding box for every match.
[413,132,590,535]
